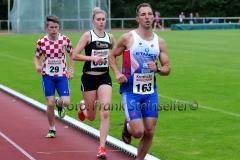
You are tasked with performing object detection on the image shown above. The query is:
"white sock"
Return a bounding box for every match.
[127,123,130,131]
[56,98,60,106]
[50,126,56,131]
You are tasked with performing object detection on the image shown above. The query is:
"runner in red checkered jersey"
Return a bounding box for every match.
[34,15,74,138]
[73,7,115,159]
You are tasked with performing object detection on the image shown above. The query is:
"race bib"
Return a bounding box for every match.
[133,72,154,94]
[90,49,109,68]
[45,58,63,76]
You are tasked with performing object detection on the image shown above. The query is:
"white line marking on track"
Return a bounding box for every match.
[112,82,240,117]
[0,54,32,64]
[0,132,36,160]
[158,94,240,117]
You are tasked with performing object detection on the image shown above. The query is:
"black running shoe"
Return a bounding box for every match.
[122,120,131,144]
[55,97,66,118]
[45,129,56,138]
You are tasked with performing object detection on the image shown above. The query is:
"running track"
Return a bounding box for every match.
[0,90,133,160]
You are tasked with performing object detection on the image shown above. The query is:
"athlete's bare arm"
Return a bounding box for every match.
[34,57,41,73]
[109,32,133,83]
[73,32,103,64]
[67,51,74,80]
[158,37,170,75]
[109,33,116,49]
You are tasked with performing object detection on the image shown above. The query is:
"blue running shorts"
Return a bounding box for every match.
[122,89,158,120]
[42,75,70,97]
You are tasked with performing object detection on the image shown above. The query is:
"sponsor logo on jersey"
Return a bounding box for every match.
[135,51,155,57]
[145,48,150,53]
[96,41,109,48]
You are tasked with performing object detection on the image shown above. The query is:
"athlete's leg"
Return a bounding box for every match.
[154,22,157,31]
[157,22,162,29]
[79,73,99,121]
[56,96,70,107]
[82,90,98,121]
[45,96,55,127]
[45,96,57,138]
[136,118,157,160]
[136,90,159,159]
[128,119,144,138]
[122,92,144,142]
[97,84,112,148]
[56,77,70,107]
[42,76,56,129]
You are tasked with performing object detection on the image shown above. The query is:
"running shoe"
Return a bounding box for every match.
[55,97,66,118]
[97,146,106,159]
[45,129,56,138]
[78,100,86,121]
[122,120,131,144]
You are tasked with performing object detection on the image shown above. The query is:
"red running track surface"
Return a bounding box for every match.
[0,91,133,160]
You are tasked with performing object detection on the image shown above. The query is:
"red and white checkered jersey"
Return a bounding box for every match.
[35,33,73,76]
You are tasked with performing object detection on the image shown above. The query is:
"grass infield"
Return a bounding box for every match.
[0,30,239,160]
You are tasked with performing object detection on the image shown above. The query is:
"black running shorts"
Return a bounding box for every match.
[81,72,112,91]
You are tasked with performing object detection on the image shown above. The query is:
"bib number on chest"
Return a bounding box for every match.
[133,73,154,94]
[91,49,109,68]
[46,58,63,75]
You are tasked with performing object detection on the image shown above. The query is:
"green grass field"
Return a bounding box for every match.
[0,30,239,160]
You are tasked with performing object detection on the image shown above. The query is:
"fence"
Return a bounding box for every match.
[1,17,240,33]
[111,17,240,30]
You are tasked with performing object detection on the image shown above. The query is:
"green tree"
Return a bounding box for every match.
[111,0,240,17]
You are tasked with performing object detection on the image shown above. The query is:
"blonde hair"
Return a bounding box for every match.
[92,7,107,20]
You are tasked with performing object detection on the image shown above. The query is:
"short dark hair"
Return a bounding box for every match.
[46,15,60,26]
[136,3,152,16]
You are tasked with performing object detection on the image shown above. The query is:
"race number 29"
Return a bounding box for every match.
[46,58,63,75]
[49,66,60,73]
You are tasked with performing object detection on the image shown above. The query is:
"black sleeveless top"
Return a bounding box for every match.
[83,30,112,72]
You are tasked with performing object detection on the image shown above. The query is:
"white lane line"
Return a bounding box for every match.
[158,94,240,117]
[112,82,240,117]
[0,54,32,64]
[0,132,36,160]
